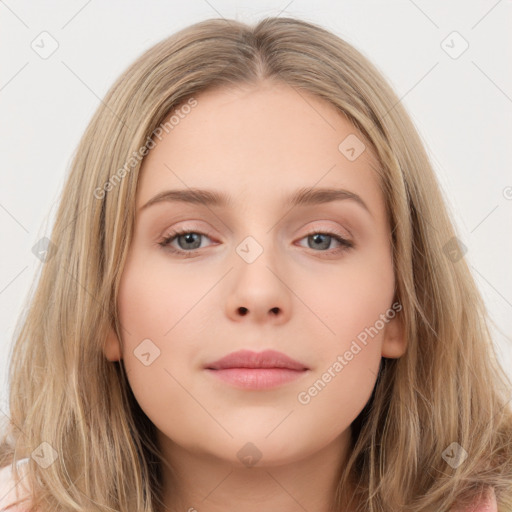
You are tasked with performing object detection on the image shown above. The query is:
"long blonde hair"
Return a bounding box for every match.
[1,16,511,512]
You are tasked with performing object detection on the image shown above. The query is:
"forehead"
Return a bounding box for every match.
[136,81,385,221]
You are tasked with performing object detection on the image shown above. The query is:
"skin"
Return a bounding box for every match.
[104,80,407,512]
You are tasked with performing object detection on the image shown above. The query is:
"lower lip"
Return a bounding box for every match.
[205,368,308,389]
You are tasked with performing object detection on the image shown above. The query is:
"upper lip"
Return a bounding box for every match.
[205,349,309,371]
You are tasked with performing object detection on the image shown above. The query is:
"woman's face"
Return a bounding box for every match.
[104,80,406,468]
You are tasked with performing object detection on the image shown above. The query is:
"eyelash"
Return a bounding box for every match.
[158,227,354,258]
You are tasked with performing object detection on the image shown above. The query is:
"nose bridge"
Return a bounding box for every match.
[234,230,280,290]
[231,201,280,266]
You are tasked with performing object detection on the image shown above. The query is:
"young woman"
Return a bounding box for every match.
[1,16,510,512]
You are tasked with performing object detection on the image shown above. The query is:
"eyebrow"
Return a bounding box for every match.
[139,186,371,216]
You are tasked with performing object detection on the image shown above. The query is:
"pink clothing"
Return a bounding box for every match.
[0,460,499,511]
[449,486,498,512]
[0,461,31,511]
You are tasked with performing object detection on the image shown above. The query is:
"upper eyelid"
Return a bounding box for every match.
[162,224,350,235]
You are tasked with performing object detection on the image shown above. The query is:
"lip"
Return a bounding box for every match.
[205,349,308,371]
[204,349,309,390]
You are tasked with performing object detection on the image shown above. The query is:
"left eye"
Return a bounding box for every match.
[297,231,353,252]
[158,229,354,255]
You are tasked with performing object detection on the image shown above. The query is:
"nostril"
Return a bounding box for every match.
[238,307,248,315]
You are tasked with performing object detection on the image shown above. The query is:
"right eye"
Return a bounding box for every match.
[158,229,217,256]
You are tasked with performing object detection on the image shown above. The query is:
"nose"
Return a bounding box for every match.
[224,252,292,325]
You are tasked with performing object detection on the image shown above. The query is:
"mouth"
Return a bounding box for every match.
[204,349,310,390]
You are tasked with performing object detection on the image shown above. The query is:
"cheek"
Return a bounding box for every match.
[114,255,196,407]
[114,249,227,407]
[116,251,211,344]
[291,261,393,439]
[305,247,395,349]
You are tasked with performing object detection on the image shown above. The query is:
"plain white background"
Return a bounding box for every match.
[1,1,511,414]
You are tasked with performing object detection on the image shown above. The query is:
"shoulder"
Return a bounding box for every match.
[0,458,32,511]
[450,486,498,512]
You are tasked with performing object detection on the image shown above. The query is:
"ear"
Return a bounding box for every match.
[381,311,407,359]
[103,325,123,362]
